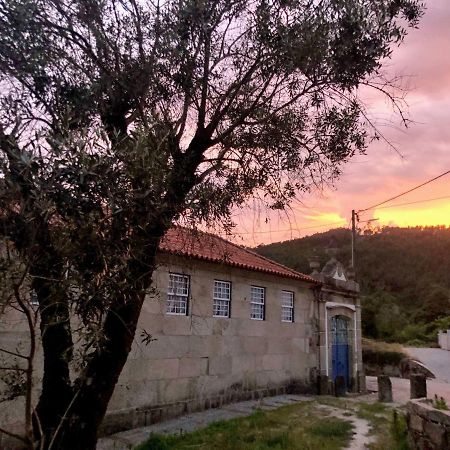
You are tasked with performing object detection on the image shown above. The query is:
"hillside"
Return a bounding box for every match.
[255,226,450,345]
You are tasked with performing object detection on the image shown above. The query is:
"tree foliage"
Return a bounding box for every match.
[0,0,424,448]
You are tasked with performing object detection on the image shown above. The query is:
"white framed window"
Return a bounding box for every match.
[281,290,294,322]
[250,286,265,320]
[166,273,189,315]
[213,280,231,317]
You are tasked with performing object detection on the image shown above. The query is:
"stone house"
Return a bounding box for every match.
[0,227,363,440]
[103,228,363,433]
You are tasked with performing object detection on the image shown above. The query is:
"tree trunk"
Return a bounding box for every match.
[33,294,74,441]
[57,290,147,449]
[30,250,74,447]
[34,238,159,450]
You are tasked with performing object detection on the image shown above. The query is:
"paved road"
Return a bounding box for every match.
[407,347,450,383]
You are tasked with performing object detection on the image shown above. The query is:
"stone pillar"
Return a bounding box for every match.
[357,371,366,393]
[377,375,393,402]
[410,374,427,399]
[317,375,329,395]
[334,376,346,397]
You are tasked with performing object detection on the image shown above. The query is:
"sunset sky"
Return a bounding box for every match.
[231,0,450,247]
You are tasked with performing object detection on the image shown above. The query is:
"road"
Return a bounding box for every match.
[407,347,450,383]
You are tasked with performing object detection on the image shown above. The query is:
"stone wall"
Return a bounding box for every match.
[0,252,363,444]
[107,255,318,424]
[407,399,450,449]
[0,254,320,443]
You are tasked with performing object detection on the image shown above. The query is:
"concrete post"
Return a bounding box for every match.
[357,371,367,393]
[334,376,346,397]
[410,374,427,399]
[317,375,329,395]
[377,375,393,402]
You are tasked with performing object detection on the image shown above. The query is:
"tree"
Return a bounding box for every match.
[422,285,450,322]
[0,0,423,448]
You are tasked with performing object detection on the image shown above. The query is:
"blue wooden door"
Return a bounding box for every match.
[331,316,350,388]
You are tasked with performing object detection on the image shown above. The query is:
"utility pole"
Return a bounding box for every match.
[351,209,356,270]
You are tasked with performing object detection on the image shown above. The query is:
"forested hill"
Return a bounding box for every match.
[255,226,450,344]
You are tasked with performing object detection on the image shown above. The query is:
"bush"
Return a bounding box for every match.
[362,339,408,366]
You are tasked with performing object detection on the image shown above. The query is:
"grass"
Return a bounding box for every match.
[318,396,410,450]
[134,402,353,450]
[134,397,412,450]
[356,402,409,450]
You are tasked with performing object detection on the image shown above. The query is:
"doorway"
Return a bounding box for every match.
[331,315,351,389]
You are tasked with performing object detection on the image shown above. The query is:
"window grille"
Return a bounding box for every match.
[213,280,231,317]
[166,273,189,315]
[281,290,294,322]
[250,286,265,320]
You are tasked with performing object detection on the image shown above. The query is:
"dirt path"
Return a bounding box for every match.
[316,404,376,450]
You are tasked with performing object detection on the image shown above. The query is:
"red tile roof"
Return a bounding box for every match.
[159,228,319,285]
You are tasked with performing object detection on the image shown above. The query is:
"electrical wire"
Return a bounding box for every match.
[228,219,347,235]
[374,195,450,211]
[358,169,450,213]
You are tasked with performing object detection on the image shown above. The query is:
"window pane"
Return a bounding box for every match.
[214,281,230,300]
[250,286,265,320]
[213,280,231,317]
[213,299,229,317]
[251,286,265,304]
[281,291,294,307]
[281,291,294,322]
[167,273,189,315]
[281,306,293,322]
[251,303,264,320]
[166,294,187,314]
[168,273,189,296]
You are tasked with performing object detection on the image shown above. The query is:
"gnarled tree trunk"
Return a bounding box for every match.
[33,234,161,450]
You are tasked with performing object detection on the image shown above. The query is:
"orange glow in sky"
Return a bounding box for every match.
[374,200,450,229]
[228,0,450,247]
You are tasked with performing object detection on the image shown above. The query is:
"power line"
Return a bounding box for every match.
[374,195,450,211]
[228,219,347,236]
[358,169,450,213]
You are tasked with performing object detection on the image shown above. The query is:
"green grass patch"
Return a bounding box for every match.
[134,403,353,450]
[308,418,353,438]
[355,402,410,450]
[365,409,409,450]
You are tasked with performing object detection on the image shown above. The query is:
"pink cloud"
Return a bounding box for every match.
[232,1,450,246]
